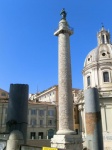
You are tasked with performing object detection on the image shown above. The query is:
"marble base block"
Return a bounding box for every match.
[51,134,83,150]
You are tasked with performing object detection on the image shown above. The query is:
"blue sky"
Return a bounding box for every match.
[0,0,112,93]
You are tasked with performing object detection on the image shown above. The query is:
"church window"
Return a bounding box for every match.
[88,58,90,61]
[103,72,109,82]
[106,35,109,43]
[102,53,106,56]
[87,76,90,86]
[102,35,105,44]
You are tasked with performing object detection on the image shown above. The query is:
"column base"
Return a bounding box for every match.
[56,129,76,135]
[51,134,83,150]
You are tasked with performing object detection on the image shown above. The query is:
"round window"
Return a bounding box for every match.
[102,53,106,56]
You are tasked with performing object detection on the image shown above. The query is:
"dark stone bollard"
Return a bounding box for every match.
[6,84,29,143]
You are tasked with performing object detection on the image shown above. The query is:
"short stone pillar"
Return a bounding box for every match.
[78,105,85,137]
[6,130,24,150]
[84,88,103,150]
[6,84,29,143]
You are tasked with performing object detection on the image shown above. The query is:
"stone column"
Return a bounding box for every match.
[83,107,86,138]
[6,84,29,143]
[56,19,74,135]
[78,104,86,138]
[51,9,82,150]
[84,88,103,150]
[78,105,84,135]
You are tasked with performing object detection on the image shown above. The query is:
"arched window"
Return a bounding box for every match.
[87,76,90,86]
[102,35,105,44]
[106,35,109,43]
[103,71,109,82]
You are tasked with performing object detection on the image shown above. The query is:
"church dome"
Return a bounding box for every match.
[84,26,112,68]
[84,48,98,67]
[83,26,112,94]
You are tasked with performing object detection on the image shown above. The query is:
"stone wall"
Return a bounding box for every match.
[26,139,51,147]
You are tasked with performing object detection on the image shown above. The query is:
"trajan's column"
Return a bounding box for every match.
[51,9,82,150]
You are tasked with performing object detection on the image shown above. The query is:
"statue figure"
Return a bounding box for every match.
[60,8,67,20]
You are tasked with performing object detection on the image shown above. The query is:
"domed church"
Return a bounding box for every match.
[77,26,112,148]
[83,26,112,95]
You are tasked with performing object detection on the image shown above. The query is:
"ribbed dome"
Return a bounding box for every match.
[84,44,112,67]
[84,27,112,68]
[84,47,98,67]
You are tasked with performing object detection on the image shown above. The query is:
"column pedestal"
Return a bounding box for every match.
[51,134,82,150]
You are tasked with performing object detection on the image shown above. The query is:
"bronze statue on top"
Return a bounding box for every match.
[60,8,67,20]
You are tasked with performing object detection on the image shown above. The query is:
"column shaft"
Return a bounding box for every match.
[58,33,74,132]
[84,88,103,150]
